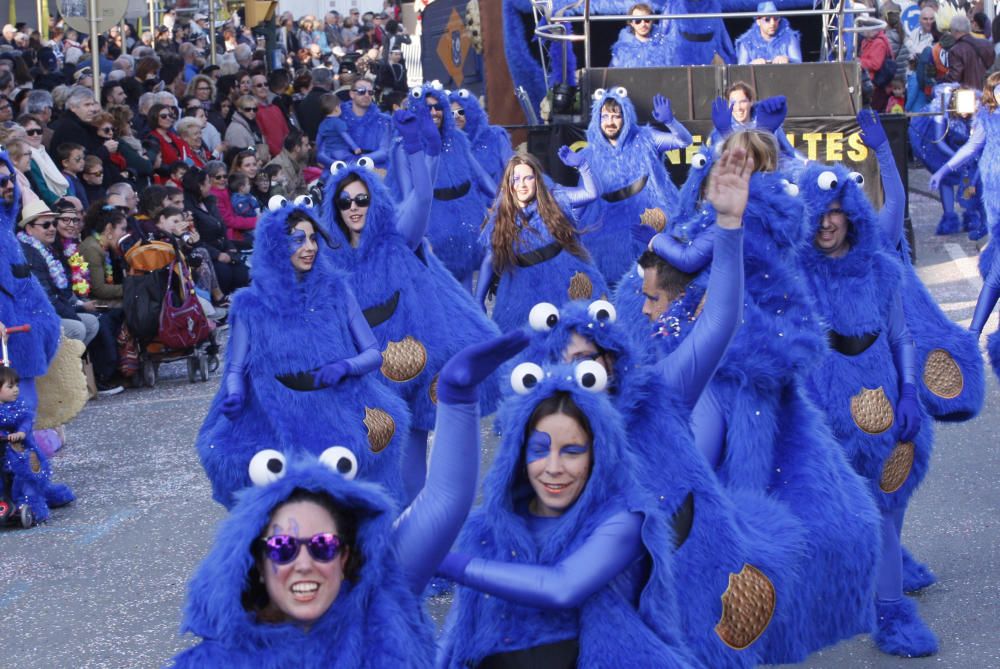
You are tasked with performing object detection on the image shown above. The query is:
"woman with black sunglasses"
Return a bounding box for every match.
[224,94,271,163]
[147,102,193,167]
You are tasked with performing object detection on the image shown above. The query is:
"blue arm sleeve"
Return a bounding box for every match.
[470,153,497,199]
[650,225,716,273]
[650,119,694,152]
[343,288,383,376]
[775,126,805,164]
[886,290,917,388]
[875,142,906,247]
[970,251,1000,333]
[737,41,750,64]
[445,510,644,609]
[341,130,361,152]
[393,143,413,193]
[396,150,435,250]
[475,252,494,310]
[691,386,727,468]
[224,315,249,397]
[786,38,802,63]
[393,401,480,594]
[556,160,599,208]
[657,227,744,409]
[944,117,986,173]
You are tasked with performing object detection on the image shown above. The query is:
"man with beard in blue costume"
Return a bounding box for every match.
[195,198,412,509]
[610,2,671,67]
[172,331,530,668]
[388,83,496,291]
[448,89,513,184]
[340,78,393,169]
[0,151,61,420]
[735,1,802,64]
[799,159,937,658]
[323,108,502,506]
[577,87,693,284]
[640,130,882,661]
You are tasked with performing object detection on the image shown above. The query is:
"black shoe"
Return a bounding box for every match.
[97,381,125,396]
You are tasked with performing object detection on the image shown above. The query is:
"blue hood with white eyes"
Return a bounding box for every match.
[321,163,400,262]
[449,89,487,139]
[411,83,456,135]
[174,452,435,669]
[797,161,881,260]
[586,87,639,149]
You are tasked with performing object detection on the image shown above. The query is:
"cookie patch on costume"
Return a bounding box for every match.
[29,451,42,474]
[364,407,396,452]
[641,207,668,234]
[850,386,894,434]
[922,348,963,400]
[715,564,776,650]
[428,374,439,405]
[381,336,428,382]
[879,441,915,493]
[568,272,594,301]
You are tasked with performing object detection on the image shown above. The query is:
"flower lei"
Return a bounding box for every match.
[651,271,709,357]
[62,239,91,298]
[16,230,68,290]
[93,233,114,284]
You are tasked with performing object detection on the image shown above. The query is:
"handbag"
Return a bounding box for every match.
[157,259,214,350]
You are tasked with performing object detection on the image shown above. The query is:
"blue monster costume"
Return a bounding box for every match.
[971,244,1000,382]
[661,0,736,65]
[0,150,61,417]
[388,84,495,289]
[909,84,984,236]
[578,87,692,282]
[799,162,938,657]
[196,201,411,509]
[438,361,693,668]
[340,99,393,169]
[654,167,881,660]
[610,18,671,67]
[448,89,513,184]
[1,398,74,523]
[734,16,802,64]
[321,142,501,504]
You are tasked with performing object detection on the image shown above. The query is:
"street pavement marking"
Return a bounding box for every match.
[77,508,140,546]
[944,242,983,288]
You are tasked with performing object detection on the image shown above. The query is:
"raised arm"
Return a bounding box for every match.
[395,109,441,250]
[650,94,693,151]
[438,509,644,609]
[475,251,495,311]
[886,290,921,442]
[554,145,598,208]
[649,225,717,274]
[857,109,905,246]
[970,248,1000,334]
[394,330,531,594]
[930,112,987,190]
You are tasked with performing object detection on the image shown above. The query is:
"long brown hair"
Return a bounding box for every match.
[487,153,589,273]
[982,72,1000,112]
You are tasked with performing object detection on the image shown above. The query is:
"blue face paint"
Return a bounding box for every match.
[525,430,551,464]
[288,229,317,255]
[510,173,535,187]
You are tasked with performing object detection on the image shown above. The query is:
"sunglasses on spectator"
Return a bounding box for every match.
[158,112,174,119]
[253,82,267,88]
[760,16,779,22]
[26,128,43,136]
[452,108,465,117]
[98,126,114,134]
[241,106,258,113]
[336,192,371,210]
[211,173,226,180]
[352,88,373,96]
[29,220,56,229]
[631,17,653,24]
[258,533,343,565]
[86,171,104,178]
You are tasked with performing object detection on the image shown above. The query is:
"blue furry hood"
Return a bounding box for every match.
[797,161,881,267]
[449,88,488,139]
[673,151,716,231]
[410,82,456,135]
[743,170,808,254]
[321,163,400,262]
[0,150,24,262]
[587,86,640,149]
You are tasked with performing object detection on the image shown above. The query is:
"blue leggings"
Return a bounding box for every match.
[877,505,906,601]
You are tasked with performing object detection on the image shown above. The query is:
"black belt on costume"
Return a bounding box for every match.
[601,175,648,203]
[671,492,695,551]
[828,330,880,356]
[680,30,715,42]
[434,181,472,201]
[12,263,29,279]
[477,639,580,669]
[363,290,401,328]
[514,241,563,268]
[275,368,329,391]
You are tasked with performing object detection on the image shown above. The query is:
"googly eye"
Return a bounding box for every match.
[528,302,560,332]
[319,446,358,480]
[613,86,628,98]
[817,171,838,191]
[458,89,470,98]
[329,160,348,175]
[267,195,288,212]
[636,263,644,278]
[294,194,313,207]
[410,87,423,99]
[430,79,444,90]
[248,449,286,486]
[511,362,544,395]
[574,360,608,392]
[691,153,708,169]
[357,156,375,170]
[587,299,617,323]
[848,171,864,186]
[443,89,452,97]
[592,88,606,101]
[0,144,6,154]
[781,179,799,197]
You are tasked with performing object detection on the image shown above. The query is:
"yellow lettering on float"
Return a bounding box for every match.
[846,132,868,161]
[802,133,823,160]
[825,132,844,161]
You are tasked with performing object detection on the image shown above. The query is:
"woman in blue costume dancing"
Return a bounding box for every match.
[389,84,496,291]
[970,245,1000,381]
[911,83,985,236]
[478,151,609,334]
[448,89,513,184]
[610,2,670,67]
[323,109,501,506]
[577,87,692,284]
[173,332,529,668]
[195,199,411,509]
[800,159,937,658]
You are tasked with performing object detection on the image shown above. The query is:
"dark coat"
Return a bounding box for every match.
[294,86,330,141]
[946,33,996,88]
[185,191,236,260]
[20,241,80,320]
[48,109,123,186]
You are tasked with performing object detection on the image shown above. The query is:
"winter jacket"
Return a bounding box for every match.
[945,33,995,89]
[224,112,270,161]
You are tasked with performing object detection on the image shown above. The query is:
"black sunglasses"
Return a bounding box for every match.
[158,112,173,119]
[352,88,373,96]
[241,106,258,113]
[336,192,371,210]
[427,102,444,112]
[29,220,56,229]
[26,128,43,136]
[631,17,653,24]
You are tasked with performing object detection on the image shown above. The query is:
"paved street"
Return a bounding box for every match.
[1,167,998,669]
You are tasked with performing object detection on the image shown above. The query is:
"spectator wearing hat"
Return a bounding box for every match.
[944,15,995,89]
[736,1,801,64]
[33,48,64,91]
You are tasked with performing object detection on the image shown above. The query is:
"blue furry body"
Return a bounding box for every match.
[451,91,514,183]
[734,20,800,62]
[661,0,736,65]
[611,27,671,67]
[196,205,410,508]
[1,400,75,523]
[173,457,436,669]
[323,166,501,428]
[988,330,1000,382]
[340,102,392,166]
[973,109,1000,222]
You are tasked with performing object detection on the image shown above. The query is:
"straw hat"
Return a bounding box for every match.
[18,199,56,228]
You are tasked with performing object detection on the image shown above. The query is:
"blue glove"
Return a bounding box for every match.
[437,551,473,581]
[896,383,922,442]
[220,392,244,420]
[712,97,733,136]
[929,165,950,191]
[313,360,350,387]
[631,222,657,247]
[558,144,585,169]
[418,106,442,157]
[652,94,674,125]
[393,108,422,154]
[856,108,888,150]
[438,329,531,404]
[755,96,787,132]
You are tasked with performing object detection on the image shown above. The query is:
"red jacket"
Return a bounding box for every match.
[210,185,257,242]
[256,101,291,159]
[860,31,892,80]
[152,129,194,167]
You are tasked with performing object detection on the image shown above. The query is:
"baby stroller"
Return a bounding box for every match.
[122,240,218,388]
